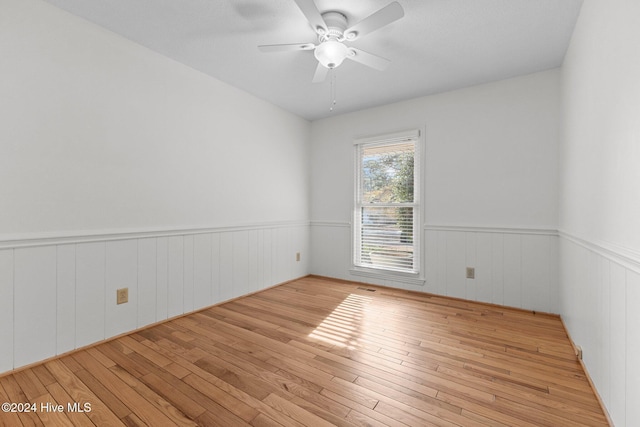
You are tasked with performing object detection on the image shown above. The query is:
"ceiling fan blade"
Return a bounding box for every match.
[258,43,315,52]
[343,1,404,40]
[294,0,328,35]
[312,62,329,83]
[347,48,391,71]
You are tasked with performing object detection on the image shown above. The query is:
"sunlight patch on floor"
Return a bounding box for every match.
[307,293,372,348]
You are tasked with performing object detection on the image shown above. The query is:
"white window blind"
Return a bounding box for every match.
[354,131,420,274]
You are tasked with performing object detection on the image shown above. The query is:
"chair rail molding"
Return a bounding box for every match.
[0,220,310,250]
[559,229,640,274]
[425,224,558,236]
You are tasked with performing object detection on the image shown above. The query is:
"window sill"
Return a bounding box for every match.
[349,267,426,286]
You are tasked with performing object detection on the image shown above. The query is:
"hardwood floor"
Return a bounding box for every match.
[0,275,609,426]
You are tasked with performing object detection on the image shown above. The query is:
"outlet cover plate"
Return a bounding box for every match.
[466,267,475,279]
[117,288,129,305]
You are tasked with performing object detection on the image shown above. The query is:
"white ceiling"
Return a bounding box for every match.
[42,0,583,121]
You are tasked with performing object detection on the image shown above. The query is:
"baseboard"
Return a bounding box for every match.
[559,316,614,427]
[306,274,560,318]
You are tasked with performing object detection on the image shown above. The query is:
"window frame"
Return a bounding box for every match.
[352,130,422,277]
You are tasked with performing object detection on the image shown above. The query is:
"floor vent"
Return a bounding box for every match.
[357,287,377,292]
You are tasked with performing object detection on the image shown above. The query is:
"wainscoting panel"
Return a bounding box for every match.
[627,271,640,425]
[211,233,222,304]
[247,230,259,294]
[257,230,270,292]
[0,222,309,375]
[273,228,287,287]
[559,234,640,426]
[264,231,274,288]
[56,244,76,354]
[183,234,195,314]
[219,231,234,302]
[137,238,158,328]
[14,246,57,368]
[105,239,138,339]
[426,227,558,313]
[167,235,185,318]
[0,250,13,373]
[474,232,493,303]
[464,232,477,301]
[490,233,505,306]
[193,233,213,310]
[311,222,558,313]
[610,261,627,423]
[156,236,169,322]
[232,230,250,300]
[75,242,106,348]
[445,231,467,299]
[502,234,523,308]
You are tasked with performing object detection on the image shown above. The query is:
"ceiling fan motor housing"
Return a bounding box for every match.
[318,11,348,42]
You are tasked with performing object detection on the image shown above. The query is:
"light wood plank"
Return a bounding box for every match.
[45,359,127,426]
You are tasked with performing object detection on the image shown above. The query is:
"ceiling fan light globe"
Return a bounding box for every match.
[314,40,348,69]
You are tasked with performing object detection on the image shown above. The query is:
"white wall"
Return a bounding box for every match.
[311,70,560,228]
[0,0,311,374]
[559,0,640,425]
[310,70,560,310]
[0,0,310,237]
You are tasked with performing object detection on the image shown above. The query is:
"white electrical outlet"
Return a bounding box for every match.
[466,267,475,279]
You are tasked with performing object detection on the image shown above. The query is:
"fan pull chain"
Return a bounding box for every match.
[329,69,337,112]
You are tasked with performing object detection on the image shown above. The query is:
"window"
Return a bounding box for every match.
[354,130,420,274]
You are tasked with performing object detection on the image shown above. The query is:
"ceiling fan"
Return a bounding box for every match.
[258,0,404,83]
